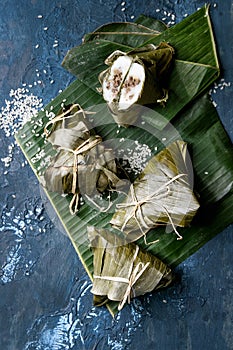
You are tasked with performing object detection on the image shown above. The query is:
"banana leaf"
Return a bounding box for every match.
[134,14,168,32]
[62,6,220,129]
[88,226,173,310]
[15,77,233,316]
[64,19,166,79]
[111,141,200,242]
[15,8,233,316]
[83,21,164,47]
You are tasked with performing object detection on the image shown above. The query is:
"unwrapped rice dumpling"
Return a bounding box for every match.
[88,226,173,310]
[42,104,120,214]
[111,140,200,241]
[98,42,174,126]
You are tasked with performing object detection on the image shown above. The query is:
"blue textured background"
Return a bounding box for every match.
[0,1,232,349]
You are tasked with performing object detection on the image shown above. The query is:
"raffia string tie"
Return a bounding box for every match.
[44,103,96,137]
[116,173,187,240]
[67,136,102,214]
[93,245,150,311]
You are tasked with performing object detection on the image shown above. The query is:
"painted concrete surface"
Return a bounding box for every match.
[0,1,232,349]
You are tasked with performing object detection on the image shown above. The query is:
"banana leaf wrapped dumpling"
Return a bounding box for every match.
[98,42,175,126]
[42,104,120,214]
[88,227,173,310]
[111,141,200,242]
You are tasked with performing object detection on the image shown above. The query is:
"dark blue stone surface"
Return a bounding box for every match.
[0,1,232,349]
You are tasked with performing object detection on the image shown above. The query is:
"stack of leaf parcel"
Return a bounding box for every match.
[42,104,120,214]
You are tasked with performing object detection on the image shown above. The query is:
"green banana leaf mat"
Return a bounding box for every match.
[15,6,233,316]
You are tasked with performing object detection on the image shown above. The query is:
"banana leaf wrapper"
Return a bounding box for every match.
[88,226,173,310]
[111,140,200,242]
[98,42,174,126]
[42,104,120,214]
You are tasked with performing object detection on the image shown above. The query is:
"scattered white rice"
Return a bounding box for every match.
[117,140,152,175]
[209,78,231,108]
[0,88,43,138]
[0,87,43,168]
